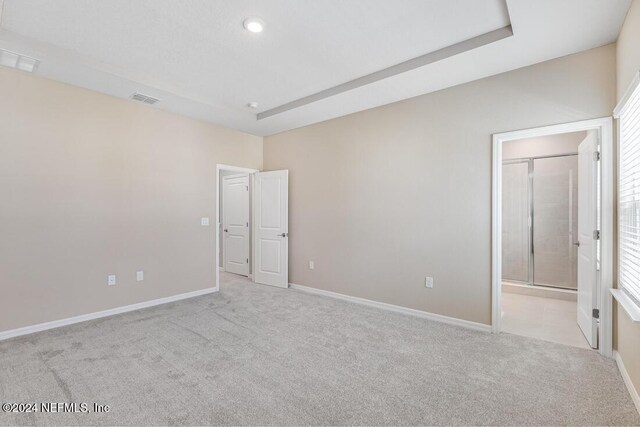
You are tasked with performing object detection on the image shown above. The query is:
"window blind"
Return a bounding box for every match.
[618,79,640,305]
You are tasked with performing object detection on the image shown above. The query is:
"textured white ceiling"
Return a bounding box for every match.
[0,0,631,136]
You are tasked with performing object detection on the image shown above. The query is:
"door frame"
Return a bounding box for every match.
[216,164,259,291]
[491,117,613,357]
[502,153,580,290]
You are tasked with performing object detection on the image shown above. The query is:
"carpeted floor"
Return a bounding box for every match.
[0,272,638,426]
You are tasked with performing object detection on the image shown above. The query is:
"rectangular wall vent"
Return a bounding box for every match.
[130,93,160,105]
[0,48,40,73]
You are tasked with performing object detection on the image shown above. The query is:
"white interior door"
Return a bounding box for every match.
[223,174,250,276]
[254,170,288,288]
[577,131,599,348]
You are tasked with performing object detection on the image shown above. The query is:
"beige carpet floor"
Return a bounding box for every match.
[0,272,638,426]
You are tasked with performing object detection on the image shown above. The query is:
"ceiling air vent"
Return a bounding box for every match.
[130,92,160,105]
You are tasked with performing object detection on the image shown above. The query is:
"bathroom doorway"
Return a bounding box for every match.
[492,118,614,356]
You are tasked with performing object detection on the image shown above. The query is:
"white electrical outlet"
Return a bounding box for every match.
[309,261,314,270]
[201,217,210,226]
[137,271,144,282]
[425,276,434,288]
[108,275,116,286]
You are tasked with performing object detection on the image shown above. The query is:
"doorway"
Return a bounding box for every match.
[216,164,258,289]
[221,172,251,276]
[215,165,290,291]
[502,131,593,348]
[492,118,613,357]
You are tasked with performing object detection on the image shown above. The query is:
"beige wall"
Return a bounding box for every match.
[615,0,640,406]
[617,0,640,98]
[264,44,616,325]
[618,308,640,400]
[502,131,586,160]
[0,66,262,332]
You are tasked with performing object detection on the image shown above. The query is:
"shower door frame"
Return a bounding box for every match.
[492,117,613,358]
[502,153,579,290]
[502,158,534,286]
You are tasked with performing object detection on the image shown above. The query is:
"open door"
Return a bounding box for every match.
[222,174,250,276]
[254,170,288,288]
[577,131,599,348]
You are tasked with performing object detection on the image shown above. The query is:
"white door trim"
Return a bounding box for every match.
[216,164,259,291]
[491,117,613,358]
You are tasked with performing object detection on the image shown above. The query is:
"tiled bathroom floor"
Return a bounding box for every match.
[501,291,592,349]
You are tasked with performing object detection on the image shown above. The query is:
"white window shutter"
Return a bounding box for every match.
[618,77,640,305]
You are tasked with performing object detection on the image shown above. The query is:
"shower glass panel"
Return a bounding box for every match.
[502,161,530,282]
[532,155,578,289]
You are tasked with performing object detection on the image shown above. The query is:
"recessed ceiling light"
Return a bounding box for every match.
[0,48,40,73]
[248,102,259,109]
[243,18,264,33]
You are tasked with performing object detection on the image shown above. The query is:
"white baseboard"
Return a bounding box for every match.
[615,351,640,415]
[0,287,218,341]
[289,283,491,333]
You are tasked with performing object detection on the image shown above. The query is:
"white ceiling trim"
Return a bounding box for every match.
[0,0,631,136]
[258,25,513,120]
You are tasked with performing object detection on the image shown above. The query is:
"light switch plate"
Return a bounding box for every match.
[108,275,116,286]
[425,276,434,288]
[201,217,210,226]
[309,261,314,270]
[136,271,144,281]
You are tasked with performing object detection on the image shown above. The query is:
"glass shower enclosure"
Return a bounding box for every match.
[502,154,578,289]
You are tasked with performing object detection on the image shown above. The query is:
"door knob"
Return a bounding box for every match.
[278,232,288,237]
[224,229,228,232]
[573,241,580,247]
